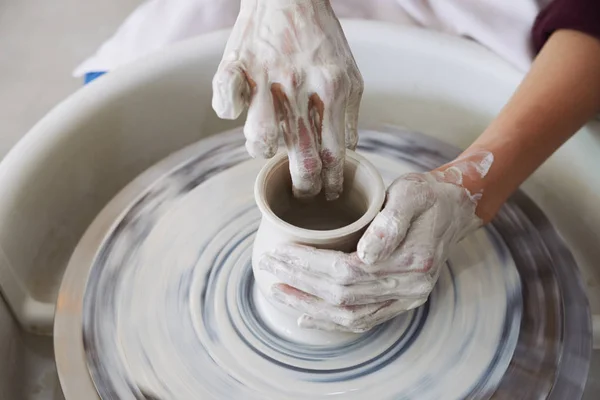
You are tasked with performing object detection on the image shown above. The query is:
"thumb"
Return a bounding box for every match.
[357,175,434,264]
[357,205,413,265]
[212,59,249,119]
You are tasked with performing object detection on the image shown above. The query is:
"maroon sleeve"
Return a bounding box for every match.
[532,0,600,53]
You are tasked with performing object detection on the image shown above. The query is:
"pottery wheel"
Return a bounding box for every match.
[55,127,591,399]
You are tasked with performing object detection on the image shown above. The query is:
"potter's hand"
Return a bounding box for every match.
[212,0,363,200]
[258,153,493,332]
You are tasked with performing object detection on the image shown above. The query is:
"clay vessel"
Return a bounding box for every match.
[252,150,385,344]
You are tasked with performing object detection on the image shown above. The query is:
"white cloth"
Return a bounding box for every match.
[74,0,545,77]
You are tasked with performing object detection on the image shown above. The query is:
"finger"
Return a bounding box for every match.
[368,247,436,276]
[273,285,423,332]
[261,251,433,305]
[268,245,368,284]
[212,60,249,119]
[272,81,322,198]
[387,215,438,275]
[259,253,346,305]
[357,176,435,265]
[357,207,412,266]
[297,314,355,333]
[308,298,426,333]
[320,98,346,201]
[271,284,390,331]
[271,285,355,332]
[271,283,320,305]
[344,68,363,150]
[311,68,349,201]
[337,274,434,305]
[270,283,325,316]
[244,83,279,158]
[349,297,428,331]
[362,212,439,278]
[266,245,434,302]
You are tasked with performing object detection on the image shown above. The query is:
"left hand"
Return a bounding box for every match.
[211,0,363,200]
[257,165,486,332]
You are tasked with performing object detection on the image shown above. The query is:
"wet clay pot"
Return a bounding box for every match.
[252,150,385,344]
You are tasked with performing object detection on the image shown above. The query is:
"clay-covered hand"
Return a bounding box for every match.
[212,0,363,200]
[258,161,490,332]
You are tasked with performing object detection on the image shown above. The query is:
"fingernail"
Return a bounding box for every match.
[297,314,316,329]
[245,140,277,159]
[325,191,340,201]
[357,237,382,265]
[263,146,277,158]
[292,182,322,198]
[257,254,275,272]
[270,284,284,300]
[357,250,379,265]
[290,161,322,198]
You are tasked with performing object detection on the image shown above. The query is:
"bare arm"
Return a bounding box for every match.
[442,29,600,223]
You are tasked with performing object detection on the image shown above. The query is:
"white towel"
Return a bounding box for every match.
[74,0,544,77]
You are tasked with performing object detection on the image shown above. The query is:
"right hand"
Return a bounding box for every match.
[211,0,363,200]
[257,151,494,332]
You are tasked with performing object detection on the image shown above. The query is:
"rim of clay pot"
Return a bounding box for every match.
[254,150,385,241]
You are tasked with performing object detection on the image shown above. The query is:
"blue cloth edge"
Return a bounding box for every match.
[84,71,107,85]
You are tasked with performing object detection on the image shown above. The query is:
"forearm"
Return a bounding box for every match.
[448,30,600,223]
